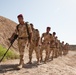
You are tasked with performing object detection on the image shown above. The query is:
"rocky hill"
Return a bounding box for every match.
[0,16,18,51]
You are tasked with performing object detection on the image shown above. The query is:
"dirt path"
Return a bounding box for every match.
[0,51,76,75]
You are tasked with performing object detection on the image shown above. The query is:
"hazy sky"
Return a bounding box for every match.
[0,0,76,44]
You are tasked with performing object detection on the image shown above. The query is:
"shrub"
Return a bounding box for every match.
[0,45,19,61]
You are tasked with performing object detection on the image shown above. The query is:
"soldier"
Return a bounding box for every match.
[27,23,40,64]
[58,40,63,56]
[49,32,57,59]
[40,27,51,63]
[61,41,65,55]
[63,43,69,55]
[9,14,32,69]
[55,36,60,58]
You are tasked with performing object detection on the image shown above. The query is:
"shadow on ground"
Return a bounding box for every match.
[0,61,40,73]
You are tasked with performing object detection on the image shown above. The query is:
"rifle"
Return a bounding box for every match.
[0,34,18,63]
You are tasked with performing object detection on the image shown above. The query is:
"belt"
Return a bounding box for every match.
[18,37,28,39]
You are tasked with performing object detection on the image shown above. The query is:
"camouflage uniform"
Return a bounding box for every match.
[28,28,40,64]
[40,33,51,62]
[15,23,32,67]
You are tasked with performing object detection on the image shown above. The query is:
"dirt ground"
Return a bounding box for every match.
[0,51,76,75]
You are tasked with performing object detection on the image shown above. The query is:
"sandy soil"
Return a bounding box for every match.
[0,51,76,75]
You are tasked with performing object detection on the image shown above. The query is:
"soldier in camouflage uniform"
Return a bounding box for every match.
[27,23,40,64]
[9,14,32,69]
[40,27,51,63]
[58,40,63,56]
[55,36,60,58]
[63,43,69,55]
[49,32,56,60]
[61,41,64,55]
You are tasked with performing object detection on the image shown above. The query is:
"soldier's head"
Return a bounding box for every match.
[62,41,64,44]
[17,14,24,24]
[30,23,34,30]
[46,27,51,33]
[53,32,56,36]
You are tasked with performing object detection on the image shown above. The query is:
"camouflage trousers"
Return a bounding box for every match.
[40,43,50,62]
[28,41,40,63]
[55,48,60,57]
[18,38,28,64]
[48,47,56,60]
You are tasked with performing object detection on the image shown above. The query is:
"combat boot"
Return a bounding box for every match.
[17,55,24,69]
[17,59,24,69]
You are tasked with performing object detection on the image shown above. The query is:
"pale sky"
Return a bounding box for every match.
[0,0,76,44]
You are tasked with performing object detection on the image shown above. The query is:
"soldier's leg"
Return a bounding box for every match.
[17,40,26,69]
[28,44,33,64]
[48,48,52,59]
[51,48,55,60]
[54,48,58,58]
[44,45,49,63]
[40,45,44,62]
[35,46,40,63]
[63,49,66,55]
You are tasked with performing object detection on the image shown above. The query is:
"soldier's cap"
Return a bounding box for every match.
[47,27,51,30]
[17,14,23,18]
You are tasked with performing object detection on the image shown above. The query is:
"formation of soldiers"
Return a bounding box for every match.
[9,14,69,69]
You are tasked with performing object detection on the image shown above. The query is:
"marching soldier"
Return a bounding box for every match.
[27,23,40,64]
[61,41,65,55]
[55,36,60,58]
[63,43,69,55]
[9,14,32,69]
[49,32,56,60]
[40,27,52,63]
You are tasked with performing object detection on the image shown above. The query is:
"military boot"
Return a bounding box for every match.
[17,55,24,69]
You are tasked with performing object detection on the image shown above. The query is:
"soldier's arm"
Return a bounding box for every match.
[41,33,44,44]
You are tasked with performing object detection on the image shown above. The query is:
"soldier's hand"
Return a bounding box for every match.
[8,38,12,42]
[29,40,32,44]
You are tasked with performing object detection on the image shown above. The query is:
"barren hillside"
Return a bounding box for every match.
[0,16,18,50]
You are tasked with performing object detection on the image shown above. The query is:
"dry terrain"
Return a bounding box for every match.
[0,51,76,75]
